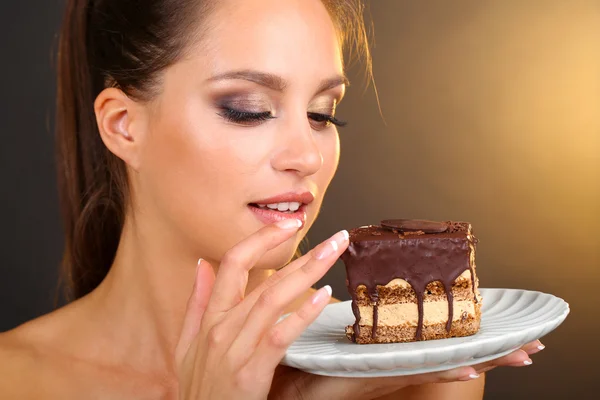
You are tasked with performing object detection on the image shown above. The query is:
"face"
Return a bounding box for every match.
[132,0,346,268]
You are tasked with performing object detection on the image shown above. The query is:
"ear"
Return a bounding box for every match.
[94,88,146,171]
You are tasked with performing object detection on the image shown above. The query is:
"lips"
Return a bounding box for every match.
[252,192,315,206]
[248,191,315,227]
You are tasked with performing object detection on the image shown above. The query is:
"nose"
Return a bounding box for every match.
[271,117,323,177]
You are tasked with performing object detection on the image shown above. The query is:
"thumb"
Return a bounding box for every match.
[175,258,216,366]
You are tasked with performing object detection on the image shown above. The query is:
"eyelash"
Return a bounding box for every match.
[219,108,347,128]
[219,108,275,124]
[307,112,347,128]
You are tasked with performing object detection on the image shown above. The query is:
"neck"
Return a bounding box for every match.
[81,212,274,373]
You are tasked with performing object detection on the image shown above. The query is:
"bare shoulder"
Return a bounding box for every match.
[0,311,78,399]
[0,327,45,398]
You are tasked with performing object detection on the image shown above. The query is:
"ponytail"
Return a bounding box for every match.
[56,0,127,300]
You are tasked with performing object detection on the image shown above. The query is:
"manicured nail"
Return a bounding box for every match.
[460,372,480,381]
[312,285,333,304]
[315,240,338,260]
[524,359,533,366]
[537,344,545,351]
[276,219,302,230]
[341,230,349,241]
[192,259,204,290]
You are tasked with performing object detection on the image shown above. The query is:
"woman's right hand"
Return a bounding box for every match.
[174,219,349,399]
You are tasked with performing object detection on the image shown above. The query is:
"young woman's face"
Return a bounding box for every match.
[136,0,346,268]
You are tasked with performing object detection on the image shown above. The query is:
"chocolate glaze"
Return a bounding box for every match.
[340,220,478,342]
[381,219,449,233]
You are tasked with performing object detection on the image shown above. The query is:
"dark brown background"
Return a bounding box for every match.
[1,1,598,398]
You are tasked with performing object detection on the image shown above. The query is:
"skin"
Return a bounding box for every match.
[0,0,543,398]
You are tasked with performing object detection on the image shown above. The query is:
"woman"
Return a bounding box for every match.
[0,0,543,398]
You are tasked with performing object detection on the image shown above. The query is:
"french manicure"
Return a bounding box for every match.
[524,359,533,366]
[276,218,302,230]
[459,373,480,381]
[316,240,338,260]
[333,230,349,246]
[537,344,545,351]
[312,285,333,304]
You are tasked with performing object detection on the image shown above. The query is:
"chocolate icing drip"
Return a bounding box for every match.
[414,290,424,340]
[370,289,379,338]
[351,300,361,340]
[341,220,477,342]
[372,304,379,339]
[444,282,453,332]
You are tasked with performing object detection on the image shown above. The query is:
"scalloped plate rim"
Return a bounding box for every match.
[279,288,569,376]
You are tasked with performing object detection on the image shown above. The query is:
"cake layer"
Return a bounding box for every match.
[357,300,476,326]
[353,270,479,306]
[346,303,481,344]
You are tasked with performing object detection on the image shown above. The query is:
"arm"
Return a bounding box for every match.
[376,376,485,400]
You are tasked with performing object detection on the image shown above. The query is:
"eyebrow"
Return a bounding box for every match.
[207,69,349,94]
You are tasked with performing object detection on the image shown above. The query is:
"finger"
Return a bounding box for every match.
[244,284,333,372]
[205,218,302,315]
[232,236,324,315]
[175,259,216,366]
[229,230,349,357]
[471,349,532,373]
[383,366,481,387]
[521,339,545,355]
[237,229,348,316]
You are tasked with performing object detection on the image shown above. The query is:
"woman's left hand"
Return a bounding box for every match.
[268,340,545,400]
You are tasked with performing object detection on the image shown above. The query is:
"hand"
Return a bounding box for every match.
[268,340,545,400]
[174,219,350,399]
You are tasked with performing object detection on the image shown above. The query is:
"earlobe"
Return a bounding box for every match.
[94,88,142,170]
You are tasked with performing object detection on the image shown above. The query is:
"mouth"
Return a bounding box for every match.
[248,192,315,227]
[249,202,305,213]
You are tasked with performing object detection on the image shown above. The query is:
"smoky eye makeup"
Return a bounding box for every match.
[214,93,276,126]
[307,99,347,130]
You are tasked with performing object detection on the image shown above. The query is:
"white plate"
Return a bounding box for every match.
[280,288,569,377]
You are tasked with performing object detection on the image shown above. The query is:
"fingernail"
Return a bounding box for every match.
[193,259,203,290]
[312,285,333,304]
[315,240,338,260]
[276,219,302,230]
[460,373,480,381]
[537,344,545,351]
[524,359,533,366]
[341,230,349,241]
[332,230,349,247]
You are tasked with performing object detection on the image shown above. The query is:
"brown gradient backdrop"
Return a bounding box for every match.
[309,0,600,398]
[0,0,598,399]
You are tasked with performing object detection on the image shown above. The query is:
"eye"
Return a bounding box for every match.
[307,112,348,130]
[218,108,275,126]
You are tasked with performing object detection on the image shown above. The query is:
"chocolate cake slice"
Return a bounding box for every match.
[340,219,482,344]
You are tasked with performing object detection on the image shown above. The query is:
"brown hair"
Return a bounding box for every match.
[55,0,373,301]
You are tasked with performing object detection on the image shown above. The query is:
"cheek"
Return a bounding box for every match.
[317,130,341,189]
[137,102,250,259]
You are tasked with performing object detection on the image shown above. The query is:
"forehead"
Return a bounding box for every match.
[197,0,344,80]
